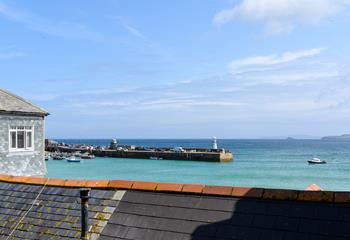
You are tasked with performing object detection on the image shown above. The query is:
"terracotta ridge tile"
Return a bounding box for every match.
[182,184,205,194]
[298,190,334,202]
[85,180,110,188]
[263,188,298,200]
[232,187,264,198]
[132,181,158,191]
[108,179,134,189]
[203,185,233,196]
[0,173,347,203]
[156,182,184,192]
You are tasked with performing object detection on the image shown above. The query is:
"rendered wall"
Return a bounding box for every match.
[0,115,47,176]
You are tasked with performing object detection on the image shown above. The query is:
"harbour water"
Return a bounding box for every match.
[47,139,350,191]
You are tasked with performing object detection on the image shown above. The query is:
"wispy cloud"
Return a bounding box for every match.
[113,16,147,40]
[229,47,325,73]
[213,0,350,35]
[0,1,111,42]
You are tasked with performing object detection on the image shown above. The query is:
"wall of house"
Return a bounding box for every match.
[0,114,47,176]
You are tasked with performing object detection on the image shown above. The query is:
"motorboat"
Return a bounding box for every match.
[308,157,327,164]
[66,156,81,163]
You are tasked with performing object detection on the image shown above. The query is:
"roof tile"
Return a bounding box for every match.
[182,184,205,194]
[263,189,298,200]
[108,180,134,189]
[85,180,110,188]
[334,192,350,203]
[46,178,67,187]
[156,183,183,192]
[232,187,264,198]
[131,181,158,191]
[202,185,233,196]
[64,179,87,187]
[298,190,334,202]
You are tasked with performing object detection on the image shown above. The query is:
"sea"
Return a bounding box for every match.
[46,139,350,191]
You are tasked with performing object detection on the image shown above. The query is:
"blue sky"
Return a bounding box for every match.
[1,0,350,138]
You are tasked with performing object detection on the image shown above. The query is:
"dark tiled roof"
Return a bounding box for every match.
[0,181,122,239]
[0,89,49,116]
[0,175,350,239]
[100,190,350,240]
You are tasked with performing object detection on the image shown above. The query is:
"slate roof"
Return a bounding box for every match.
[0,89,49,116]
[0,175,350,240]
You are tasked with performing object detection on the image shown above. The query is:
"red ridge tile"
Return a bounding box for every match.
[182,184,205,194]
[334,192,350,203]
[203,185,233,196]
[108,180,134,189]
[132,181,158,191]
[156,183,183,192]
[298,190,334,202]
[64,179,87,188]
[85,180,110,188]
[263,189,298,200]
[232,187,264,198]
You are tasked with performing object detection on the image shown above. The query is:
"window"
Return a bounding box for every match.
[9,126,34,151]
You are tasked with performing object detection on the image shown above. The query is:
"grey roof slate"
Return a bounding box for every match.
[1,182,350,240]
[100,190,350,240]
[0,89,49,116]
[0,181,121,240]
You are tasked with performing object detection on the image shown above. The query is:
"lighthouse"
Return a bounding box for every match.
[212,137,218,150]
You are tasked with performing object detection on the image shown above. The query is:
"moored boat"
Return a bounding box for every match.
[308,157,327,164]
[66,156,81,163]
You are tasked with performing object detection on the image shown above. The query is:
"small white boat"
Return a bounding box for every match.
[66,156,81,163]
[308,157,326,164]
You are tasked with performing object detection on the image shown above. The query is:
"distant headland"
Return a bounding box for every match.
[322,134,350,140]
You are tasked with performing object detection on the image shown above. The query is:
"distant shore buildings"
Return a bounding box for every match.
[0,89,49,176]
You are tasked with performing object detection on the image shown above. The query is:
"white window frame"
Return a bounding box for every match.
[9,126,34,152]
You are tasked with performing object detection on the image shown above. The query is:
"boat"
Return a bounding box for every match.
[150,157,163,160]
[66,156,81,163]
[81,153,95,159]
[52,155,65,160]
[308,157,327,164]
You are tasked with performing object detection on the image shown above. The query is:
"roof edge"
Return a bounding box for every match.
[0,173,348,203]
[0,89,49,116]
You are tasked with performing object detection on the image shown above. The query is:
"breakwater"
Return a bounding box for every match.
[46,145,233,162]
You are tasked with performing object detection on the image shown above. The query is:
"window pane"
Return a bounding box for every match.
[10,131,16,148]
[26,132,32,148]
[17,126,24,130]
[17,131,25,148]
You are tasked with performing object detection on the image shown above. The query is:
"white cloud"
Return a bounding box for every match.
[214,0,350,34]
[229,48,324,73]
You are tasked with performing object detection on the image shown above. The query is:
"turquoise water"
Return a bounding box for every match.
[46,139,350,191]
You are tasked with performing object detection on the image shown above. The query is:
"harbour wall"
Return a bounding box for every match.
[47,146,233,162]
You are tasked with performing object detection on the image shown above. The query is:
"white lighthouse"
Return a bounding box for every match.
[212,137,218,150]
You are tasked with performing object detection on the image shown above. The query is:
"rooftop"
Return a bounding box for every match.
[0,174,349,239]
[0,89,49,117]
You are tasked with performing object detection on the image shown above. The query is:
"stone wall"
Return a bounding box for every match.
[0,114,46,176]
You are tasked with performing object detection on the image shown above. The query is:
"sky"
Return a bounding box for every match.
[1,0,350,139]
